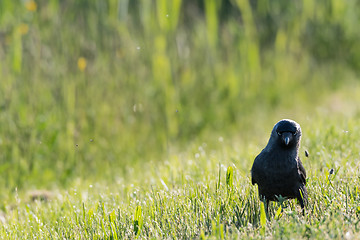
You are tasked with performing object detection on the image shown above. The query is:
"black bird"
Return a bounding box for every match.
[251,119,308,212]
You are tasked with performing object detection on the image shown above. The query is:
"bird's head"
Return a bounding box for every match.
[271,119,301,148]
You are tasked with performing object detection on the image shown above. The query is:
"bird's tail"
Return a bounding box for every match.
[298,185,308,208]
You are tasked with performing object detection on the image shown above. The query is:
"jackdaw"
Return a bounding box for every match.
[251,119,308,212]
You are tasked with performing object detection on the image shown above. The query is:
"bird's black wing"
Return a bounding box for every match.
[251,153,264,185]
[297,157,306,185]
[251,169,256,185]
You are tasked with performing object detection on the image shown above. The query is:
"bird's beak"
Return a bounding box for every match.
[282,132,293,146]
[284,136,290,145]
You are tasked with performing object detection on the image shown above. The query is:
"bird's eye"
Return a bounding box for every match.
[277,132,281,136]
[293,132,297,136]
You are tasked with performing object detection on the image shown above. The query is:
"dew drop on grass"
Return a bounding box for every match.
[221,164,226,171]
[345,231,352,239]
[195,153,200,158]
[166,14,169,18]
[136,46,141,50]
[218,136,224,142]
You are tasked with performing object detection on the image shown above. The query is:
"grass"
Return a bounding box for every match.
[1,0,360,239]
[2,100,360,239]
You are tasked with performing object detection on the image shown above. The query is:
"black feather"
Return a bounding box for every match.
[251,119,308,211]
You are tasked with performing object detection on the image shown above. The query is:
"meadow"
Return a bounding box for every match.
[1,0,360,238]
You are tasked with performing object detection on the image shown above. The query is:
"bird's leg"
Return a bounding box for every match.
[275,195,285,213]
[261,197,270,219]
[260,195,270,218]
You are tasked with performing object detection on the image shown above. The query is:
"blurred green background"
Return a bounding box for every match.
[0,0,360,194]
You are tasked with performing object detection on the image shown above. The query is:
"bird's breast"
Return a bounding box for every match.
[264,152,297,170]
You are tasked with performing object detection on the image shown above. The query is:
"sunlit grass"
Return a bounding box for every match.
[1,112,360,238]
